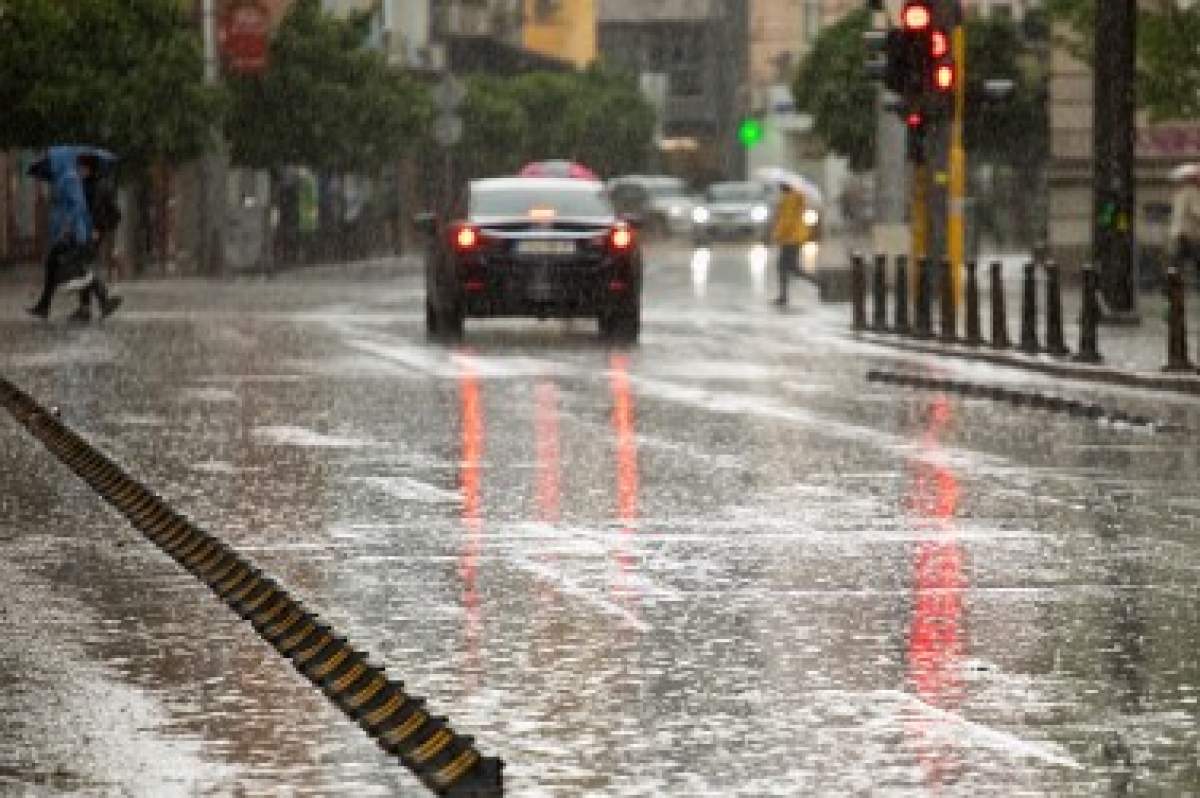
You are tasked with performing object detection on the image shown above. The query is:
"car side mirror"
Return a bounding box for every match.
[412,211,437,235]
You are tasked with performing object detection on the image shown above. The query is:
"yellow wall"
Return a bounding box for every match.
[523,0,596,68]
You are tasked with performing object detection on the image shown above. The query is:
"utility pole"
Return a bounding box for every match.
[873,2,911,258]
[199,0,226,275]
[1093,0,1139,322]
[946,11,966,301]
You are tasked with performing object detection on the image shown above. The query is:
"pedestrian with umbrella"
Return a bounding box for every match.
[759,173,815,307]
[26,146,122,320]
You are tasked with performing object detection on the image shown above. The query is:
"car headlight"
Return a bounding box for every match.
[692,207,710,224]
[803,209,819,227]
[750,205,770,223]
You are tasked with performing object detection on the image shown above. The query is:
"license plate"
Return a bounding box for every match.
[518,239,575,256]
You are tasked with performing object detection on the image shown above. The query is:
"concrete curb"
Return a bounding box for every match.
[854,331,1200,398]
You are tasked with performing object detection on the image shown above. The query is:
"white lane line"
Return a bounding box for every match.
[884,689,1084,769]
[360,476,461,504]
[506,553,650,633]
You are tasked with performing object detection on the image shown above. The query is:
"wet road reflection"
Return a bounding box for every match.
[2,247,1200,795]
[459,354,485,690]
[906,394,967,788]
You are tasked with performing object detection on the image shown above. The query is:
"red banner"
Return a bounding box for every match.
[1137,123,1200,158]
[219,0,270,75]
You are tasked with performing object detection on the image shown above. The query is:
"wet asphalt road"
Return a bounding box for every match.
[2,240,1200,797]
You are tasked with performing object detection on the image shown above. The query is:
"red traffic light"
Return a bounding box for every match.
[901,2,931,32]
[906,112,924,129]
[933,63,955,92]
[930,30,949,59]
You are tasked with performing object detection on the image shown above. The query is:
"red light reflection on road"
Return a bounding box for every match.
[609,354,639,528]
[458,358,484,688]
[906,392,967,787]
[535,382,562,524]
[609,353,641,616]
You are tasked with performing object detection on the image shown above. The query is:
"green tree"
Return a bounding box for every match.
[225,0,429,173]
[0,0,221,168]
[792,10,1046,172]
[792,8,877,171]
[1045,0,1200,121]
[429,66,654,185]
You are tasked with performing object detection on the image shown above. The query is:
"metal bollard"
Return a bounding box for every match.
[914,257,933,339]
[851,253,867,331]
[894,256,910,335]
[1163,265,1194,372]
[989,261,1011,349]
[964,260,982,346]
[1075,262,1103,364]
[1043,258,1070,357]
[872,253,888,332]
[939,259,957,343]
[1019,261,1040,354]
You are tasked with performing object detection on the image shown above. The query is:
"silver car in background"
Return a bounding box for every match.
[607,175,696,237]
[691,181,773,244]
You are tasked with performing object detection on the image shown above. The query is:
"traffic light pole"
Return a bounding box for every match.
[947,21,967,302]
[1093,0,1139,323]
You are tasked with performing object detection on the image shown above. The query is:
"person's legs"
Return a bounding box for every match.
[28,244,66,317]
[775,245,798,305]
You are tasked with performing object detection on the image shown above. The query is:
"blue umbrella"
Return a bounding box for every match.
[27,145,118,181]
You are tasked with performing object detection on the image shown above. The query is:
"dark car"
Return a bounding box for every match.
[421,177,642,342]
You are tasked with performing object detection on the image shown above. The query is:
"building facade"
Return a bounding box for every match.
[597,0,750,183]
[523,0,597,67]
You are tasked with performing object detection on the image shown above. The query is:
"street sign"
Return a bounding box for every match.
[218,0,270,75]
[433,74,467,111]
[434,113,464,147]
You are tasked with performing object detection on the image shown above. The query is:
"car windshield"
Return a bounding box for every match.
[471,186,613,218]
[707,183,767,202]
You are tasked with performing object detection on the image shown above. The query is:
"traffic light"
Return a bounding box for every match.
[737,117,764,148]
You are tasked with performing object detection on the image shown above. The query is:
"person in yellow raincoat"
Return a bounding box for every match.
[771,183,809,306]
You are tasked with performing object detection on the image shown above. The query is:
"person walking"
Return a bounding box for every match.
[27,149,98,319]
[771,183,810,307]
[71,155,123,321]
[1169,165,1200,287]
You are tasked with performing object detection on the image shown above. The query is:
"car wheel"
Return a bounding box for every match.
[599,300,640,344]
[425,299,438,335]
[426,299,464,342]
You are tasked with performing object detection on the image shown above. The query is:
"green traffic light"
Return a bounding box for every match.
[738,118,764,148]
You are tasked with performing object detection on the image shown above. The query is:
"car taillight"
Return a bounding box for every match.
[453,224,480,252]
[610,225,635,251]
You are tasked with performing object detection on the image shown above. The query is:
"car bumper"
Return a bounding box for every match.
[453,259,640,318]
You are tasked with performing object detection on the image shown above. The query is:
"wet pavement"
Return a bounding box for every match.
[1,240,1199,796]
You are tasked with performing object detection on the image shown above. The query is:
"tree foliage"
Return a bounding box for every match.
[792,10,1047,171]
[963,15,1047,167]
[1045,0,1200,121]
[437,66,656,181]
[226,0,430,173]
[0,0,222,168]
[792,8,877,172]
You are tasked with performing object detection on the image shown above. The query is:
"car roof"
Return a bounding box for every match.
[472,177,605,193]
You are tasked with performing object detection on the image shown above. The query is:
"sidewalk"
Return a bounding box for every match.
[856,249,1200,396]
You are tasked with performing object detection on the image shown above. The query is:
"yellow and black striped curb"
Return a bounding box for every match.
[0,376,503,797]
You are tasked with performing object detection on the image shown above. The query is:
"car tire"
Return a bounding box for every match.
[426,299,464,342]
[599,300,640,344]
